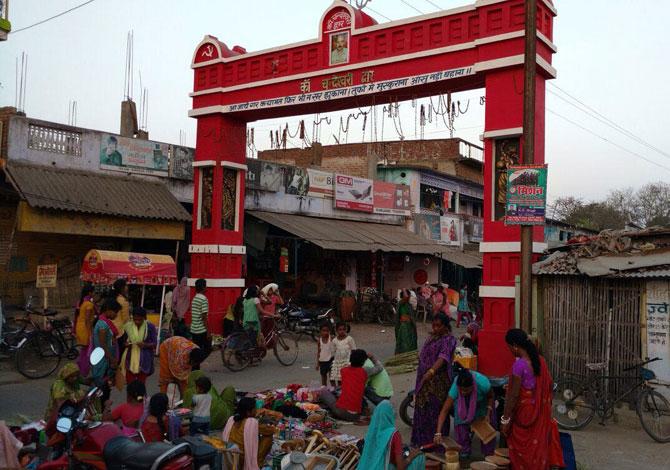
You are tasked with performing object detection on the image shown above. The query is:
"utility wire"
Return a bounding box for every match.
[547,109,670,174]
[424,0,443,10]
[548,83,670,162]
[366,7,392,22]
[400,0,425,15]
[11,0,98,34]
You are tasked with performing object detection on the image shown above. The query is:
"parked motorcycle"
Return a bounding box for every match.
[38,348,193,470]
[277,298,335,340]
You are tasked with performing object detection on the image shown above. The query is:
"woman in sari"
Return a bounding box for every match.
[92,298,121,404]
[158,336,207,394]
[395,289,417,354]
[120,307,157,384]
[359,400,425,470]
[501,329,564,469]
[171,277,191,335]
[222,397,276,470]
[183,370,236,429]
[75,284,96,348]
[44,363,86,421]
[411,313,457,447]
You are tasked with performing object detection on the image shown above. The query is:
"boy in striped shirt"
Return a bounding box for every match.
[190,279,210,359]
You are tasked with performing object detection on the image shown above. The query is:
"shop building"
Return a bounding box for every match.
[0,108,192,310]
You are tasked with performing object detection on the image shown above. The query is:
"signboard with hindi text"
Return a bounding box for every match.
[36,264,58,288]
[646,281,670,399]
[505,164,548,225]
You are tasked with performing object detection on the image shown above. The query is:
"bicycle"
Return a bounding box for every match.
[553,357,670,442]
[220,317,299,372]
[12,297,78,379]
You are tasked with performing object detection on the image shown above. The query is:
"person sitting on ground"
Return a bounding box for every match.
[359,400,425,470]
[364,354,394,406]
[319,349,384,423]
[106,380,146,429]
[190,376,213,436]
[141,393,170,443]
[44,362,86,422]
[222,397,277,470]
[184,370,236,430]
[434,367,496,459]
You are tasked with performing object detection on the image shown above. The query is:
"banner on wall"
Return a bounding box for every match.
[415,214,441,242]
[373,181,411,216]
[335,174,373,212]
[306,169,334,198]
[99,134,169,176]
[505,164,548,225]
[169,145,194,180]
[246,160,286,192]
[285,167,309,196]
[646,281,670,398]
[440,215,462,247]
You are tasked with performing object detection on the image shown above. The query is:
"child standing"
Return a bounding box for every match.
[330,322,356,386]
[316,324,335,386]
[190,376,212,435]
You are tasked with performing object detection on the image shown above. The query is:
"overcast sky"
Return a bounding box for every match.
[1,0,669,202]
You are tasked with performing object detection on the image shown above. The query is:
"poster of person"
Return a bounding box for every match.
[373,181,411,216]
[306,169,334,198]
[99,133,169,176]
[169,145,194,180]
[246,159,285,192]
[335,174,373,212]
[285,167,309,196]
[329,31,349,66]
[415,214,441,241]
[440,215,462,247]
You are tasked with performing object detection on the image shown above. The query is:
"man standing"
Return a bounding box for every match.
[190,279,210,358]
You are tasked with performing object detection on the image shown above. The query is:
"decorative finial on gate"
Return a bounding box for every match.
[352,0,372,10]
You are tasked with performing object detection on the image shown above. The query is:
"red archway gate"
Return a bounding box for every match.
[189,0,556,376]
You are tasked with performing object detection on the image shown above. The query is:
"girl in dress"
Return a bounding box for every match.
[330,322,356,386]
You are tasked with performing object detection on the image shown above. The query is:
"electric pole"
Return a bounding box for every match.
[520,0,537,333]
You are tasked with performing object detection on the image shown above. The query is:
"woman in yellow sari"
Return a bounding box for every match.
[75,285,96,347]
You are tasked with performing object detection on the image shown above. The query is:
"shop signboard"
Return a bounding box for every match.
[335,174,373,213]
[169,145,194,180]
[646,281,670,399]
[415,214,441,242]
[383,168,420,213]
[36,264,58,288]
[246,160,286,192]
[306,169,334,198]
[440,215,462,247]
[99,133,169,176]
[373,181,411,216]
[505,164,548,225]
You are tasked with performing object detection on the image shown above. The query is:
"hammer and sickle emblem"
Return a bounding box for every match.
[202,45,214,58]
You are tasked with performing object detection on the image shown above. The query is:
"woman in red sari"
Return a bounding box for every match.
[501,329,564,469]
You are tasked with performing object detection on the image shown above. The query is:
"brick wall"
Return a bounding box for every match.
[258,138,483,183]
[0,106,17,160]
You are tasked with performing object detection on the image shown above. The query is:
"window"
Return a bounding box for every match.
[28,124,82,157]
[221,168,238,231]
[420,184,443,212]
[198,167,214,229]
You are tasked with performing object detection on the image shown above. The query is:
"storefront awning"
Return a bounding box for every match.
[81,250,178,285]
[248,211,482,269]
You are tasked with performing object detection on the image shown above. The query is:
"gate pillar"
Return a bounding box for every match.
[478,67,547,376]
[189,114,247,334]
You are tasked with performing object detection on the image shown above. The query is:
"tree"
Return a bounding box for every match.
[635,182,670,227]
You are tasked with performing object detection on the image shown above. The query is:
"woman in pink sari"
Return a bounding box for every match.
[501,329,564,469]
[171,277,190,335]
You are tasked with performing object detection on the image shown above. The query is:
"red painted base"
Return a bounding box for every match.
[478,329,514,377]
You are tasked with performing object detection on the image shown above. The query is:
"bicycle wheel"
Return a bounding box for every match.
[15,332,61,379]
[552,378,595,430]
[221,332,252,372]
[637,388,670,442]
[399,391,414,427]
[273,331,299,366]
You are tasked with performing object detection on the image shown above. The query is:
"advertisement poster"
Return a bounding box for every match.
[384,169,420,213]
[36,264,58,288]
[306,169,334,198]
[373,181,411,216]
[335,174,373,212]
[470,218,483,242]
[169,145,194,180]
[99,134,169,176]
[415,214,441,242]
[505,164,548,225]
[246,160,286,192]
[440,215,462,247]
[646,281,670,398]
[285,167,309,196]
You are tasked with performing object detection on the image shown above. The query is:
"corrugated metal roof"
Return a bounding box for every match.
[4,161,191,222]
[248,211,482,269]
[606,265,670,279]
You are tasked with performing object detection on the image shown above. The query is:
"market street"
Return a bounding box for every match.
[1,323,667,469]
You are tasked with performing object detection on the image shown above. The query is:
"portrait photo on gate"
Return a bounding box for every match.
[329,31,349,66]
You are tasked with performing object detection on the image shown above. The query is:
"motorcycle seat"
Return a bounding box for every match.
[104,436,190,470]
